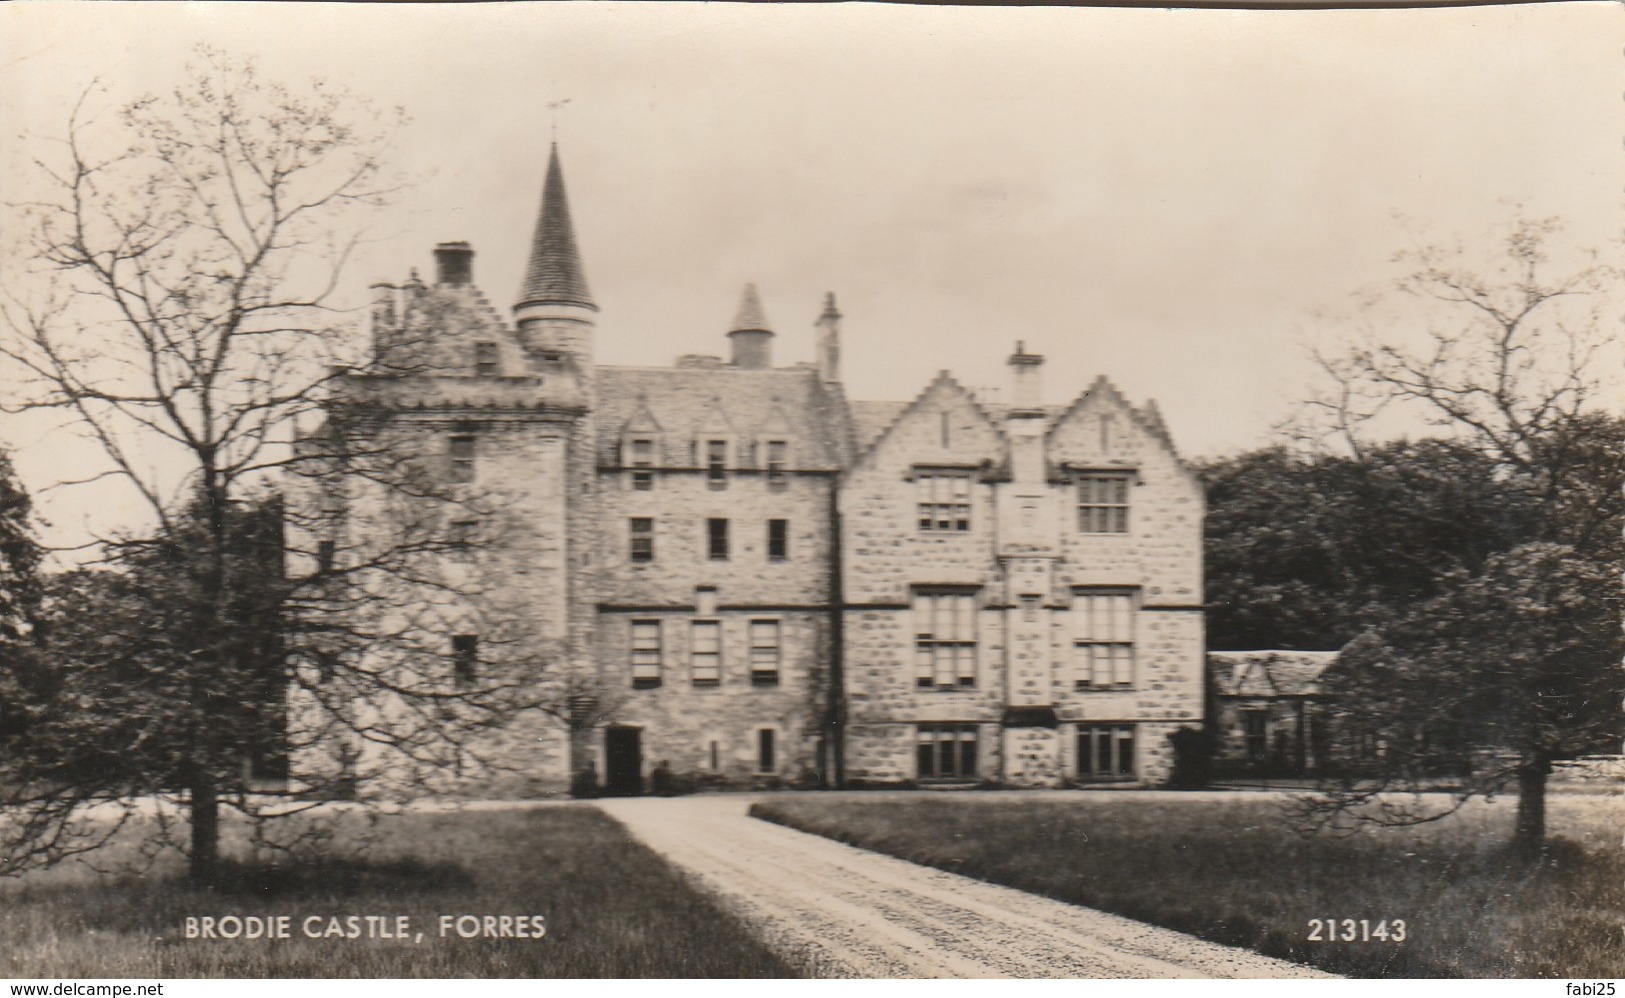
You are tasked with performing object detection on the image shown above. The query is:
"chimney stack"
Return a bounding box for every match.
[1008,340,1044,414]
[433,241,475,286]
[815,292,842,384]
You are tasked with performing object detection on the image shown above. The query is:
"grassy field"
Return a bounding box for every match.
[751,791,1623,978]
[0,804,796,978]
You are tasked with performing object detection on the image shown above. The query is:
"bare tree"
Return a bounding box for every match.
[0,50,569,884]
[1288,214,1624,852]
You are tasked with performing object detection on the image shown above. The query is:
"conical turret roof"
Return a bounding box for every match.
[516,144,596,312]
[728,283,772,335]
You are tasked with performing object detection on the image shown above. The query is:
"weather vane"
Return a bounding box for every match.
[547,98,571,141]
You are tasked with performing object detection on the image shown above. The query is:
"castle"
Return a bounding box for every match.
[311,145,1204,794]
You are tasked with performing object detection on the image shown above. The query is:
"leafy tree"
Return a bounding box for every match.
[1201,439,1540,650]
[0,449,42,643]
[1287,215,1623,851]
[0,51,559,884]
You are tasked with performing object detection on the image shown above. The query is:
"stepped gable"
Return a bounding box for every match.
[594,366,846,469]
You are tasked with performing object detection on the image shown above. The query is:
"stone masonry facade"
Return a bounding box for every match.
[306,145,1205,796]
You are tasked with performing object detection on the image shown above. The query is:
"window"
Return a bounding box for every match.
[448,434,477,484]
[707,518,729,561]
[767,519,789,561]
[708,740,721,772]
[1074,591,1135,689]
[316,539,336,574]
[1077,724,1136,781]
[473,341,499,377]
[1242,709,1269,762]
[690,621,721,685]
[914,592,977,690]
[1077,472,1131,533]
[452,634,479,688]
[757,729,776,774]
[629,518,654,563]
[766,440,788,491]
[706,439,728,489]
[917,724,978,779]
[628,438,655,491]
[749,620,781,686]
[631,621,662,689]
[917,472,972,532]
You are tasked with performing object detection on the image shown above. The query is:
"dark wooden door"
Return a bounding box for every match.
[604,727,643,796]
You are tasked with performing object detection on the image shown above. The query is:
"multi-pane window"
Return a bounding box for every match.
[1242,709,1269,762]
[767,519,789,561]
[473,341,499,377]
[914,592,977,690]
[628,438,655,492]
[917,724,978,779]
[766,440,788,491]
[749,620,781,686]
[707,518,729,561]
[629,518,654,563]
[1077,473,1131,533]
[1074,591,1135,689]
[917,472,972,532]
[631,621,662,689]
[1077,724,1136,780]
[757,729,776,774]
[706,440,728,489]
[691,621,721,685]
[451,634,479,688]
[448,434,477,484]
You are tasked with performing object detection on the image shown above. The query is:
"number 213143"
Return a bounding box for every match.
[1307,918,1406,942]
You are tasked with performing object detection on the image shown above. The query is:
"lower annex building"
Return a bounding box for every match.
[304,145,1206,795]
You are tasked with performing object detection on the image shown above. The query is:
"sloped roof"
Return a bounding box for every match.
[516,144,595,312]
[1208,650,1338,698]
[594,366,846,468]
[849,400,908,453]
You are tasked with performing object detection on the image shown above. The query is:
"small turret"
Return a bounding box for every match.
[727,283,774,370]
[514,144,596,366]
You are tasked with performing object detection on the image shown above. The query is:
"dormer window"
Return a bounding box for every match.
[628,438,655,491]
[765,439,788,491]
[705,439,728,490]
[473,342,499,378]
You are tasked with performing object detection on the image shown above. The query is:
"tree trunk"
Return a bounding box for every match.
[189,778,220,886]
[1513,756,1548,856]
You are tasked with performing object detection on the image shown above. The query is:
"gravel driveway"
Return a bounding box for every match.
[596,794,1333,979]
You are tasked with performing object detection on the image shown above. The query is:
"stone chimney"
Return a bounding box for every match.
[1008,340,1044,414]
[815,292,841,384]
[433,241,474,286]
[1007,342,1046,485]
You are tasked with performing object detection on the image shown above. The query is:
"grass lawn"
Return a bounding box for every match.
[0,804,796,978]
[751,791,1623,978]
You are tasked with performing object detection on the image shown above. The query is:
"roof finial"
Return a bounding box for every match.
[546,98,571,142]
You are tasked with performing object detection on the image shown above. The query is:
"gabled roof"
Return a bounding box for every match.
[850,370,1005,469]
[516,144,595,312]
[1208,651,1339,698]
[594,366,845,469]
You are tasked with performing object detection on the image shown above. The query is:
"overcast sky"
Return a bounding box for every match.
[3,1,1621,547]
